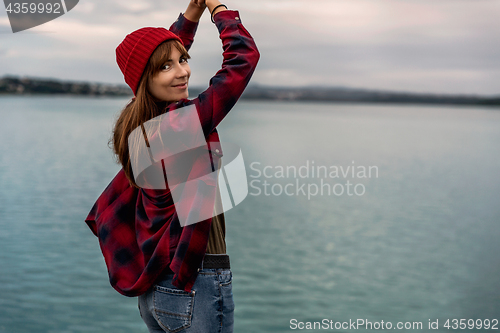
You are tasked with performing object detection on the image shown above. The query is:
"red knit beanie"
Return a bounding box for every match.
[116,27,183,95]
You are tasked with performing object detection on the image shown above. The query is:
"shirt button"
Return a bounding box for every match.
[197,268,200,272]
[235,17,239,20]
[215,149,220,153]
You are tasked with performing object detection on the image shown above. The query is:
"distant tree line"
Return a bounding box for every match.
[0,76,130,96]
[241,86,500,106]
[1,75,499,106]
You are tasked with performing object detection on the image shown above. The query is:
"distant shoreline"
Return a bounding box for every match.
[1,75,499,107]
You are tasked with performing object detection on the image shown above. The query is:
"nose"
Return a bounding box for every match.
[175,63,189,78]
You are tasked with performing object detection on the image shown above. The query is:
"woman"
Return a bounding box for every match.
[84,0,259,331]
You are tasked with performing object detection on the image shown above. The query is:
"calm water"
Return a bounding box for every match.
[0,96,499,332]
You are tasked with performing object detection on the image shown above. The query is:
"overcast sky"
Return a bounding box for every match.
[1,0,499,95]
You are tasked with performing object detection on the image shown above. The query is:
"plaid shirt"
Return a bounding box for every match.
[85,10,259,297]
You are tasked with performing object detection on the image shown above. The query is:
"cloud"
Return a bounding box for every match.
[0,0,499,94]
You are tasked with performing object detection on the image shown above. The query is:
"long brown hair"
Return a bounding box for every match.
[111,39,190,188]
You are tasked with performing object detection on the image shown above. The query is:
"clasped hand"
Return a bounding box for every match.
[189,0,207,10]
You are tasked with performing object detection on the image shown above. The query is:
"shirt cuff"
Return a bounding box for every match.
[172,12,199,39]
[178,12,199,31]
[213,10,241,31]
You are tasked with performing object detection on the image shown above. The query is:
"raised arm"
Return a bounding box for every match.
[191,1,260,138]
[169,0,207,51]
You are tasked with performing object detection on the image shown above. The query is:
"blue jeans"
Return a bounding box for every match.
[138,269,234,333]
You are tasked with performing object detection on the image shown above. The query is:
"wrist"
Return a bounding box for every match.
[206,1,223,13]
[184,2,206,22]
[208,3,228,23]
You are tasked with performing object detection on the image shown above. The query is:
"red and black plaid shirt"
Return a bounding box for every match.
[85,10,259,297]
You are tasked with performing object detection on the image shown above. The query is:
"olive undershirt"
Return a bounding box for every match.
[206,156,226,254]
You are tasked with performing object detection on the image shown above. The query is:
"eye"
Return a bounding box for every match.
[161,64,171,70]
[180,57,188,64]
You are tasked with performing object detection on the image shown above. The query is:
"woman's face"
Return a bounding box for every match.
[148,46,191,104]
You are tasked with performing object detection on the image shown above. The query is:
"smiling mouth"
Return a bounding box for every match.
[173,82,187,88]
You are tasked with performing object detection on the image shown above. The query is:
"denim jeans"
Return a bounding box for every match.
[138,268,234,333]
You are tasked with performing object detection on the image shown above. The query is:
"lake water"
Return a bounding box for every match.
[0,96,499,332]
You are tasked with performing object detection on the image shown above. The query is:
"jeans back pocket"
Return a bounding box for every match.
[153,285,195,333]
